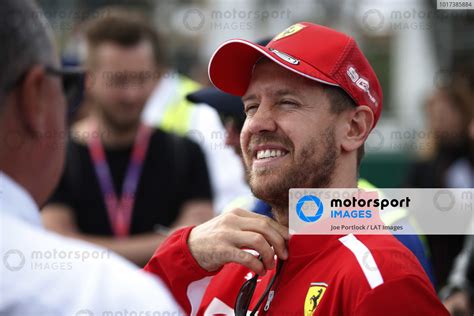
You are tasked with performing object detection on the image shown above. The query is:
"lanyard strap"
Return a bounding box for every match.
[88,122,152,238]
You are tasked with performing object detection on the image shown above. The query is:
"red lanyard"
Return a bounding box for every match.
[88,122,152,238]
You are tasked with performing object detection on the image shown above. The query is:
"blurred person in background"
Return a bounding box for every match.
[441,112,474,316]
[67,6,249,215]
[42,9,213,266]
[0,0,182,314]
[405,76,474,289]
[441,234,474,316]
[405,77,473,188]
[140,24,250,215]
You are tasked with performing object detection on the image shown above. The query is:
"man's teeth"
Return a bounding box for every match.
[256,149,286,160]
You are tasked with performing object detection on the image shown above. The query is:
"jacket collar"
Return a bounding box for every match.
[0,171,41,227]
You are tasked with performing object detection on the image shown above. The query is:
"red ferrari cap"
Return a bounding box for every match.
[208,22,383,127]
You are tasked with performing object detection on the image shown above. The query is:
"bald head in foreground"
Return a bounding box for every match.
[0,1,182,314]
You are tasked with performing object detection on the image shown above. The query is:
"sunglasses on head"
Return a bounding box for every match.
[45,66,85,121]
[234,259,283,316]
[4,65,85,122]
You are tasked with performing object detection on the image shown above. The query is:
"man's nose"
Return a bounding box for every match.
[245,101,277,134]
[122,82,144,103]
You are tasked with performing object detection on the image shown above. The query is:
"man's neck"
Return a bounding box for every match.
[272,207,289,227]
[0,151,45,207]
[96,117,140,148]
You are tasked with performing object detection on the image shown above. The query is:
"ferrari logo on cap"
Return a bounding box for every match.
[273,23,306,41]
[304,283,328,315]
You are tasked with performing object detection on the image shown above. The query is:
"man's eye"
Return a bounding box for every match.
[280,99,298,106]
[244,104,258,116]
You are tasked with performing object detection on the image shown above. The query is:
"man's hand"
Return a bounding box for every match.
[188,208,289,275]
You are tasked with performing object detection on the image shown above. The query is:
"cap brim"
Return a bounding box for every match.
[208,39,338,96]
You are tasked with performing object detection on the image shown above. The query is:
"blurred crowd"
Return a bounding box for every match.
[37,2,474,301]
[404,77,473,315]
[47,5,474,308]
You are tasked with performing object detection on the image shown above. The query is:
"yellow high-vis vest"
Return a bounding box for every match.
[158,75,201,135]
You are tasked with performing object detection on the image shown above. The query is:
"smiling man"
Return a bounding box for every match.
[144,22,448,315]
[240,59,351,225]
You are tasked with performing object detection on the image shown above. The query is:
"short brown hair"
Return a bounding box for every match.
[82,7,162,66]
[324,86,365,168]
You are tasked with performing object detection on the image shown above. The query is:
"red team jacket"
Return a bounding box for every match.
[144,226,449,315]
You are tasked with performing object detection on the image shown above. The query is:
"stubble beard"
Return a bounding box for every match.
[247,127,338,223]
[99,103,141,135]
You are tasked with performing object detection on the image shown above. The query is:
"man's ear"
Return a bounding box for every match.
[16,65,47,136]
[341,105,374,153]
